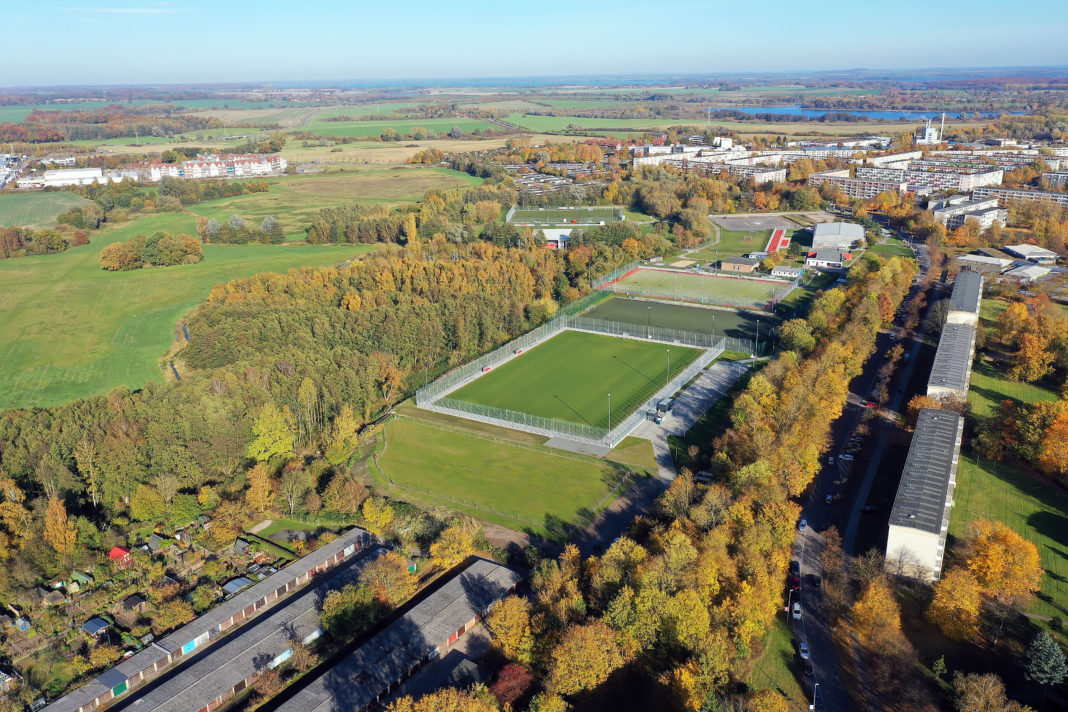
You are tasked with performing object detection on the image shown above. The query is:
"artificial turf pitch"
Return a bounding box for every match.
[606,267,786,306]
[447,330,701,429]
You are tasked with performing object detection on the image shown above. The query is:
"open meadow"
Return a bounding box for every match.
[448,330,700,429]
[0,212,371,408]
[375,416,630,539]
[0,192,95,228]
[300,117,495,139]
[186,166,482,236]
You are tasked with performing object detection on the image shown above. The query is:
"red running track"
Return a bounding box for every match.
[764,228,790,252]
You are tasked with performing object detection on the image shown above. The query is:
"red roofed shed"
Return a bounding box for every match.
[108,546,132,567]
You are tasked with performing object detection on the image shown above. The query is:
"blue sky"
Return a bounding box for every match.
[7,0,1068,86]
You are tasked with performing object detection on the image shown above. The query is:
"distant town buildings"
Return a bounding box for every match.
[972,185,1068,209]
[806,169,908,199]
[1003,243,1059,264]
[140,154,286,181]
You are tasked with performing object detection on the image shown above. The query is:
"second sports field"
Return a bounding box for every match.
[448,330,701,429]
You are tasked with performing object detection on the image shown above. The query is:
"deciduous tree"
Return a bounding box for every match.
[547,621,625,695]
[927,569,983,641]
[485,595,533,662]
[359,551,416,606]
[44,497,77,556]
[246,402,294,462]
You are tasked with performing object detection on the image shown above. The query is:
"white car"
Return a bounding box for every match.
[827,455,836,466]
[800,641,810,660]
[792,602,802,620]
[840,453,855,462]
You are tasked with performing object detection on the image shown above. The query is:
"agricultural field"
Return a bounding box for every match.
[0,191,95,228]
[280,133,569,165]
[0,211,372,409]
[376,416,628,538]
[448,330,701,429]
[511,206,622,225]
[300,117,495,139]
[605,267,788,308]
[186,166,482,236]
[582,296,776,341]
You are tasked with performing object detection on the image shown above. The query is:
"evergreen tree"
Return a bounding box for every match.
[1026,630,1067,707]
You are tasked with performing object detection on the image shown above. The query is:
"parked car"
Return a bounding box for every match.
[804,661,814,676]
[840,453,855,462]
[798,519,807,532]
[790,575,801,591]
[827,455,836,465]
[792,602,802,620]
[860,505,879,513]
[790,560,801,576]
[809,574,821,587]
[825,494,834,505]
[799,641,810,660]
[864,400,878,408]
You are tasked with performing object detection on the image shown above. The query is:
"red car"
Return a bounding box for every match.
[790,575,801,591]
[864,400,878,408]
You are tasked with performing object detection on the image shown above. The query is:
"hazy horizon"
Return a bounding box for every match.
[7,0,1067,86]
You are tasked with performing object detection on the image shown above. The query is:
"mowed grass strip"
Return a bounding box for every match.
[611,268,785,305]
[949,455,1068,620]
[0,192,95,229]
[378,418,621,537]
[449,331,700,428]
[0,212,372,409]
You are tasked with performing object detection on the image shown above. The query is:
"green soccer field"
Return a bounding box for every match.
[511,207,622,225]
[447,330,701,429]
[607,268,786,306]
[583,296,778,341]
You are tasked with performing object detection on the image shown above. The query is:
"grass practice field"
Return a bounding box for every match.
[186,167,482,237]
[377,417,625,538]
[511,206,623,225]
[0,192,95,229]
[583,296,776,341]
[0,212,372,409]
[449,330,701,429]
[606,267,788,307]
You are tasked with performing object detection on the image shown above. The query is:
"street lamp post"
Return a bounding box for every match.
[647,305,651,339]
[608,393,612,433]
[666,349,670,388]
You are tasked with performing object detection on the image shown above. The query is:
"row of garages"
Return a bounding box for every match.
[44,527,378,712]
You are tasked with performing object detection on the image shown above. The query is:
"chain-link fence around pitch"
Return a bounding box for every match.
[415,306,734,445]
[600,266,801,312]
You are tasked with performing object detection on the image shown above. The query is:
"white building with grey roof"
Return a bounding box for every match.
[926,324,977,402]
[811,221,865,250]
[885,409,964,581]
[946,270,984,326]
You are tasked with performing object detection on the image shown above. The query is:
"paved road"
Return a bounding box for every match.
[789,233,932,710]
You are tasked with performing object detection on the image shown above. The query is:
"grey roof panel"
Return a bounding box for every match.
[277,558,521,712]
[889,409,964,535]
[948,270,983,316]
[927,324,976,394]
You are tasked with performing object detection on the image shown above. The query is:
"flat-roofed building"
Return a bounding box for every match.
[1003,244,1059,265]
[807,169,906,199]
[885,409,964,581]
[1042,170,1068,189]
[812,221,864,250]
[277,558,521,712]
[1002,264,1052,284]
[973,186,1068,209]
[955,254,1013,271]
[927,324,977,401]
[719,256,761,273]
[42,527,377,712]
[930,196,1006,230]
[946,271,983,326]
